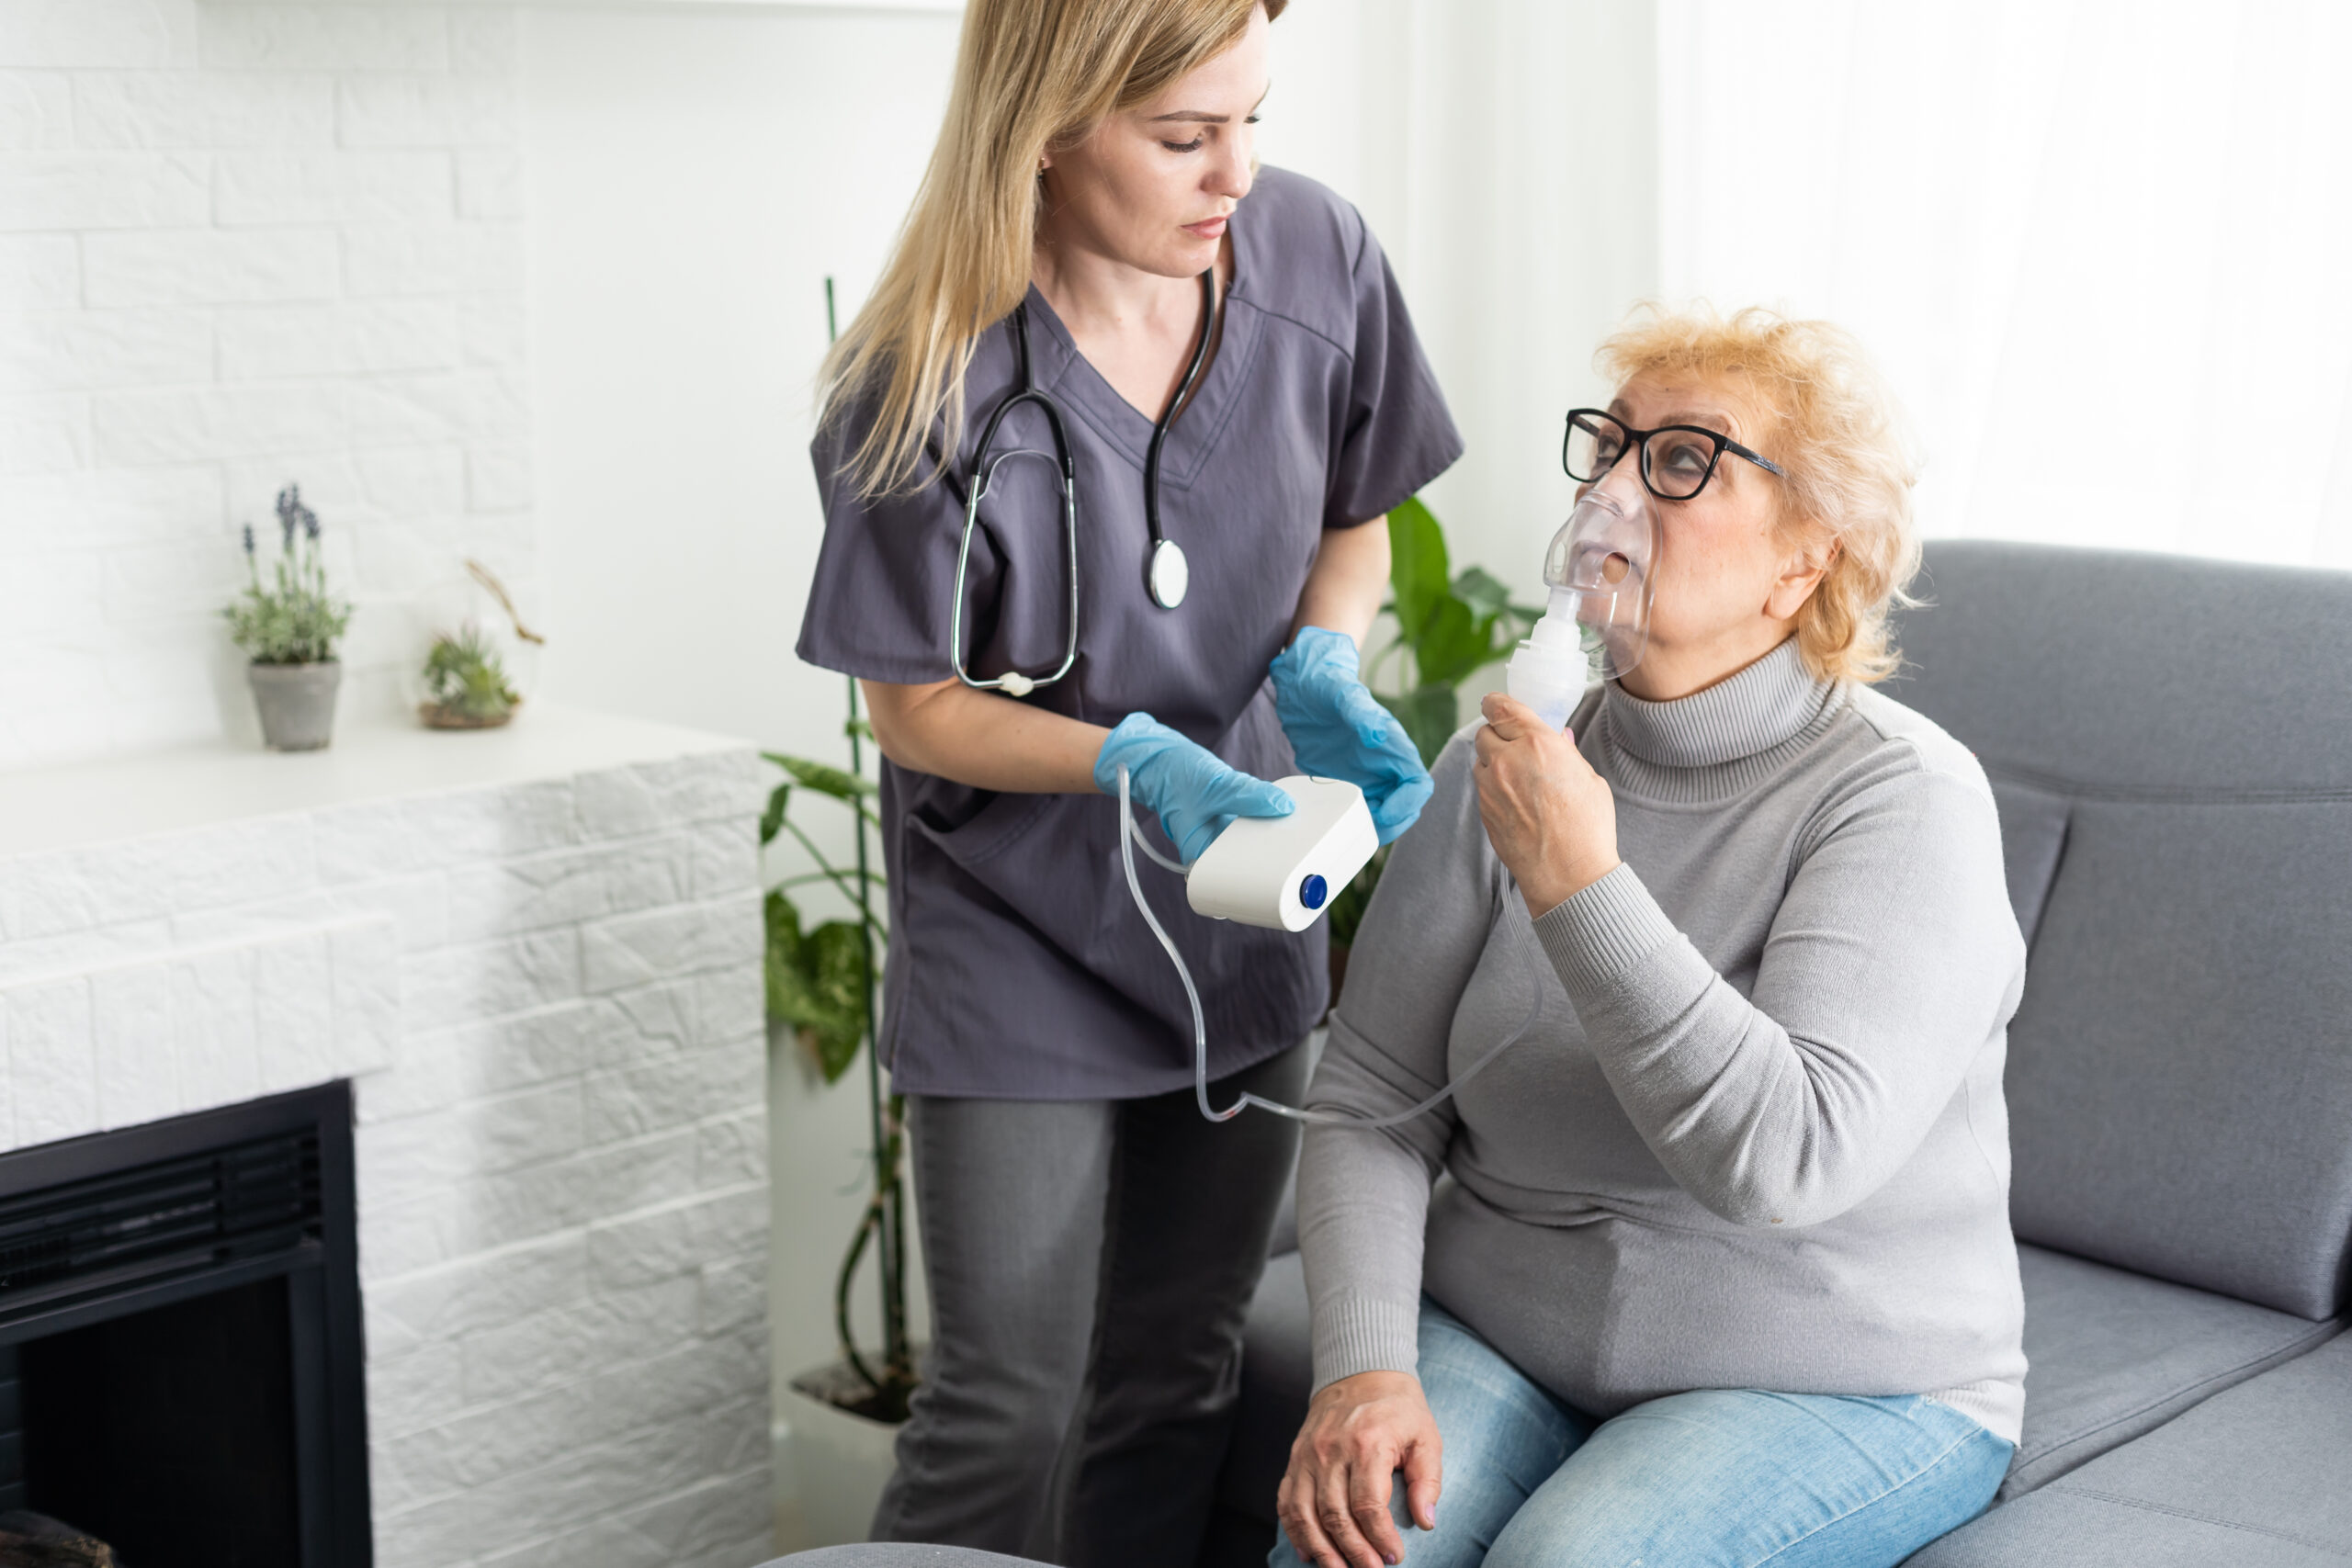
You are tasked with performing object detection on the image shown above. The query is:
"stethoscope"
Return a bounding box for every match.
[950,269,1219,698]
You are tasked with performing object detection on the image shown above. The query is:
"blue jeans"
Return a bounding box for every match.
[1272,1299,2012,1568]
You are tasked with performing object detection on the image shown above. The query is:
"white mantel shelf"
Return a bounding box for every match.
[0,705,748,860]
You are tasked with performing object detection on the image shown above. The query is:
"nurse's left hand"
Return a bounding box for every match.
[1473,692,1620,919]
[1271,627,1434,843]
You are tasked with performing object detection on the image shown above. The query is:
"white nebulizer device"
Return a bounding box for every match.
[1506,477,1659,727]
[1114,769,1547,1128]
[1184,775,1381,931]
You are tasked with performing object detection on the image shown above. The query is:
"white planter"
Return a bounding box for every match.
[777,1381,901,1550]
[246,660,342,750]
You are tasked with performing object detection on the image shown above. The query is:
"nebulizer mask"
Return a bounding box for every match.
[1506,474,1660,728]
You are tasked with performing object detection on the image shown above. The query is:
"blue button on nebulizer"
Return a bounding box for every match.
[1298,874,1328,910]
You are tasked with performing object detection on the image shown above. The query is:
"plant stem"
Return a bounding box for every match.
[773,871,858,891]
[824,272,913,1393]
[833,1194,884,1391]
[778,818,889,941]
[845,671,911,1384]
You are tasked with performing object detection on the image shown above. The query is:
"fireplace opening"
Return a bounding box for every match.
[0,1083,370,1567]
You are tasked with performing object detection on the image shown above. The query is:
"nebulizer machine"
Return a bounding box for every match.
[1116,475,1659,1128]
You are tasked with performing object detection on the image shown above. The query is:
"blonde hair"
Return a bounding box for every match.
[1597,305,1922,684]
[820,0,1282,496]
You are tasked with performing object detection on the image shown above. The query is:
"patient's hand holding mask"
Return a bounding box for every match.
[1506,477,1658,728]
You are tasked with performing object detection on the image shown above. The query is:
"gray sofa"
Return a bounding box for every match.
[776,541,2352,1568]
[1204,540,2352,1566]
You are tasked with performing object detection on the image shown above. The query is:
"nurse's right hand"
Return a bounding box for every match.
[1094,712,1295,866]
[1270,626,1433,844]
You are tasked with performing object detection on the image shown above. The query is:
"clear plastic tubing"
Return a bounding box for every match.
[1115,763,1547,1128]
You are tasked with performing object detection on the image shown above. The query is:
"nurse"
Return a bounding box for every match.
[798,0,1461,1562]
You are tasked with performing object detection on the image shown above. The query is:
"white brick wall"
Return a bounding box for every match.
[0,745,774,1568]
[0,1,536,771]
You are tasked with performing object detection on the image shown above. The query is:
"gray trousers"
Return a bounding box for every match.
[870,1041,1310,1567]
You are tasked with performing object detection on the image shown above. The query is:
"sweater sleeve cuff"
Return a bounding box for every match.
[1311,1294,1420,1391]
[1532,862,1680,998]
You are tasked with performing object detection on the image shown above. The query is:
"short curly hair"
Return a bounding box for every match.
[1596,305,1922,684]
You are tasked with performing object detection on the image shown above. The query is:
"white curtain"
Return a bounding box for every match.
[1658,0,2352,570]
[1262,0,1660,587]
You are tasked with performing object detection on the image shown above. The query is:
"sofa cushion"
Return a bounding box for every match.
[1217,1242,2341,1528]
[1890,543,2352,1318]
[2003,796,2352,1315]
[1988,775,2070,949]
[1890,543,2352,793]
[2002,1244,2341,1497]
[1906,1326,2352,1566]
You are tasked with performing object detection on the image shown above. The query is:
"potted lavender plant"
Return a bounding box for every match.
[223,485,353,751]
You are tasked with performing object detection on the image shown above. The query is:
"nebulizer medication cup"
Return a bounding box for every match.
[1506,591,1600,732]
[1507,480,1659,727]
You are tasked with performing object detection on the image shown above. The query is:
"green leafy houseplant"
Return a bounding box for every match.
[1325,495,1543,956]
[763,691,916,1423]
[766,277,917,1425]
[763,747,882,1080]
[419,623,521,728]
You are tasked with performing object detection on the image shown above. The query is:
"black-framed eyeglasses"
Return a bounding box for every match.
[1562,408,1785,501]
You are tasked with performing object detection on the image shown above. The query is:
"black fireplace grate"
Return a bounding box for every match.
[0,1130,322,1331]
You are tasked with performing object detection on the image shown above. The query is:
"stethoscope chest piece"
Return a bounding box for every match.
[1148,538,1191,610]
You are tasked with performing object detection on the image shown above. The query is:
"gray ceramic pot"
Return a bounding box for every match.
[247,660,342,751]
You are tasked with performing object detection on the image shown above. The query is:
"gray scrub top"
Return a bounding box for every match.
[797,167,1463,1100]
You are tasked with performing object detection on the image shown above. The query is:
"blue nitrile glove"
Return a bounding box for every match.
[1270,626,1434,843]
[1095,712,1296,866]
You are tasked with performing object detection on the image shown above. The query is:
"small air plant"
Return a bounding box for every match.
[223,486,353,665]
[419,622,521,728]
[416,560,540,730]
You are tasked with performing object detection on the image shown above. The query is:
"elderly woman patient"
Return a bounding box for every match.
[1274,308,2027,1568]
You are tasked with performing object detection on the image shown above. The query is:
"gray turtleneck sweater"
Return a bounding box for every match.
[1298,639,2029,1444]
